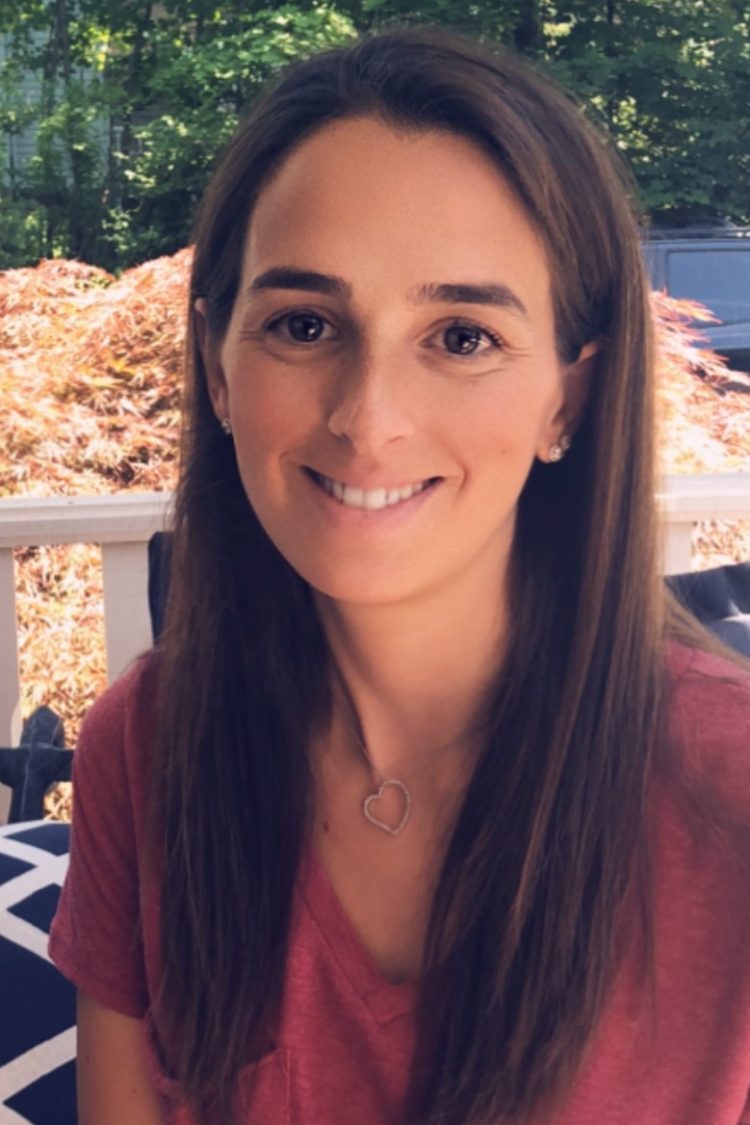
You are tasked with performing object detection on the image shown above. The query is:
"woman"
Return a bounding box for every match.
[49,24,750,1125]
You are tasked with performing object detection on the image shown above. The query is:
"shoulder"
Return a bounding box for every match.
[79,651,160,742]
[73,651,161,807]
[666,638,750,734]
[663,639,750,819]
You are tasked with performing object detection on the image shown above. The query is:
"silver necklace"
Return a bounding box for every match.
[333,670,477,839]
[345,721,413,837]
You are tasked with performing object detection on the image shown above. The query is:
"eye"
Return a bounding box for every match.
[436,320,505,358]
[265,311,335,344]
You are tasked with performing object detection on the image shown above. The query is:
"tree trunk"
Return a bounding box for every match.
[120,0,153,162]
[512,0,544,54]
[605,0,617,128]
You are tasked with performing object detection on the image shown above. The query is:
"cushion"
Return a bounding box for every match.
[0,820,76,1123]
[666,561,750,657]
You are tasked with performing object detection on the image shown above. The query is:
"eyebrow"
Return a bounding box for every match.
[246,267,529,319]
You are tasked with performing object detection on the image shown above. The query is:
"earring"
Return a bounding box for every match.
[548,434,571,462]
[221,417,232,435]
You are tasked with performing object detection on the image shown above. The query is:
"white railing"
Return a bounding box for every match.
[658,472,750,570]
[0,492,171,821]
[0,474,748,820]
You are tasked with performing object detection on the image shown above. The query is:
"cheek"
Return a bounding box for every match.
[453,380,549,466]
[229,368,318,457]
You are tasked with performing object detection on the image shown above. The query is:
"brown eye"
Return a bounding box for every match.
[284,313,326,342]
[263,311,338,345]
[444,324,485,355]
[435,321,504,359]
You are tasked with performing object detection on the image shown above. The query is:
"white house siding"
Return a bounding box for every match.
[1,33,44,185]
[1,32,108,187]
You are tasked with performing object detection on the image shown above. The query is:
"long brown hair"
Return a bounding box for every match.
[146,24,735,1125]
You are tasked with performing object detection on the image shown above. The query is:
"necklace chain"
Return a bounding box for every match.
[331,666,477,838]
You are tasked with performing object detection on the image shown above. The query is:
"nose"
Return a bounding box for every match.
[325,343,415,453]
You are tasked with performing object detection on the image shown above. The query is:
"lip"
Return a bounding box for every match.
[301,466,442,525]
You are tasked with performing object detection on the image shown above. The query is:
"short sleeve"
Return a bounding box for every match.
[666,642,750,821]
[48,660,152,1018]
[740,1090,750,1124]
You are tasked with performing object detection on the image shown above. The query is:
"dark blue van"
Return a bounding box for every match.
[643,227,750,376]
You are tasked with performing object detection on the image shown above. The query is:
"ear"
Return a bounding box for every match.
[194,297,229,423]
[547,340,600,450]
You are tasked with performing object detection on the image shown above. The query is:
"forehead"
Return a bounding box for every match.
[243,116,552,316]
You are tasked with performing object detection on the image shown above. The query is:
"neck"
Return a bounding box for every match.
[314,561,508,787]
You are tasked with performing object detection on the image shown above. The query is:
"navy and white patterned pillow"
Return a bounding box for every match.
[0,820,75,1124]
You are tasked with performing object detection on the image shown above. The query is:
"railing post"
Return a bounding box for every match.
[657,474,750,575]
[0,548,22,823]
[663,521,695,575]
[101,541,153,682]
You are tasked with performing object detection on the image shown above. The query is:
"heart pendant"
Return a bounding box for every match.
[363,779,411,836]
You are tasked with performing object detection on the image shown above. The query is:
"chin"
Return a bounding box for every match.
[298,562,423,609]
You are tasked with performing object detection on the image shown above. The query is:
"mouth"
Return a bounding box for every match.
[304,468,442,512]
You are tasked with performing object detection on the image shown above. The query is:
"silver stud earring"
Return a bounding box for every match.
[548,434,571,462]
[221,417,232,436]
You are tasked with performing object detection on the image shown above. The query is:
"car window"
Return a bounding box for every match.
[664,249,750,326]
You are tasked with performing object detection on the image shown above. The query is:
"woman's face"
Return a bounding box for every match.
[202,116,595,608]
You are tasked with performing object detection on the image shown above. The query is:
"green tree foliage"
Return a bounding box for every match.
[104,4,356,265]
[0,2,356,268]
[543,1,750,224]
[1,0,748,270]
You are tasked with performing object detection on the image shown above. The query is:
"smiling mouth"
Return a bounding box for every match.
[306,469,441,511]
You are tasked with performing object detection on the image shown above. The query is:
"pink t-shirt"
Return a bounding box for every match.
[49,643,750,1124]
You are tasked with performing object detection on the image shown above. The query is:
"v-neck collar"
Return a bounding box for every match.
[296,845,417,1028]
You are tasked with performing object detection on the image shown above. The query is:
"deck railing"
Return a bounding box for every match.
[0,475,748,819]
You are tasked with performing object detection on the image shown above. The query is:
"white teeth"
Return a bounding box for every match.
[343,486,364,507]
[315,472,430,510]
[363,488,387,510]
